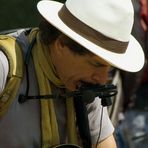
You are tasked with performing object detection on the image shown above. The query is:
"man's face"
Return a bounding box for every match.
[50,40,111,91]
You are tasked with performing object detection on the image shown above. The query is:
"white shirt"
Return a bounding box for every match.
[0,51,9,93]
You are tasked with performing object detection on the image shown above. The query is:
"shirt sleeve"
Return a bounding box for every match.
[86,97,114,144]
[0,51,9,93]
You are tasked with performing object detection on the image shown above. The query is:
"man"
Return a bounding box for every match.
[0,0,145,148]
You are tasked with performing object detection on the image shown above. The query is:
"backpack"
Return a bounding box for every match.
[0,28,31,117]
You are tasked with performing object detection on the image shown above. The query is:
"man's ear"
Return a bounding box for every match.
[53,38,65,54]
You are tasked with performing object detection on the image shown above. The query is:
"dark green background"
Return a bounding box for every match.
[0,0,66,31]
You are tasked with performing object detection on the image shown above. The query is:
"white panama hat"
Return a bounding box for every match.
[37,0,145,72]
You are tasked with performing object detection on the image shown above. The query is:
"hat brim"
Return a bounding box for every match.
[37,0,145,72]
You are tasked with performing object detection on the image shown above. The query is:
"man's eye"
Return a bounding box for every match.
[91,62,106,68]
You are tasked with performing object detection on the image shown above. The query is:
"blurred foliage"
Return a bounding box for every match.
[0,0,66,31]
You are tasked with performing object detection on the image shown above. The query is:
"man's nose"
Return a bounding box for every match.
[92,71,109,85]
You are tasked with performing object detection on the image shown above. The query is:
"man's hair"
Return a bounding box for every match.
[39,19,92,55]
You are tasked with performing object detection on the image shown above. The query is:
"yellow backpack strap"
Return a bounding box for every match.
[0,35,24,117]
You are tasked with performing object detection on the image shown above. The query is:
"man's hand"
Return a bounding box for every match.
[92,134,117,148]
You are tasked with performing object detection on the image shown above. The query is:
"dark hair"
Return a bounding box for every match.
[39,19,92,55]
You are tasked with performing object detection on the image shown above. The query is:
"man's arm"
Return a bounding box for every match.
[140,0,148,30]
[92,134,117,148]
